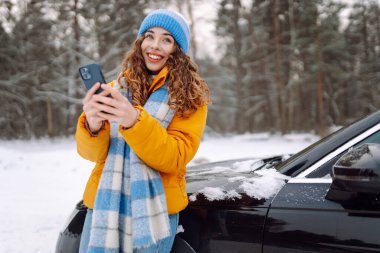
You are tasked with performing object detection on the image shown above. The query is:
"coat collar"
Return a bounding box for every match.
[148,66,169,93]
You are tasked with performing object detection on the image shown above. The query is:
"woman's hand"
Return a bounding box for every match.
[91,84,140,129]
[82,82,109,133]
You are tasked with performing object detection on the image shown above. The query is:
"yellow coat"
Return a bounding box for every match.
[75,67,207,214]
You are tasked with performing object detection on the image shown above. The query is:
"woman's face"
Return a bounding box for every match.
[141,27,176,74]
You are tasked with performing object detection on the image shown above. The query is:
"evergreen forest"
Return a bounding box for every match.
[1,0,380,139]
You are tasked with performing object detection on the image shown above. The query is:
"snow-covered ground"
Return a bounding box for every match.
[0,133,319,253]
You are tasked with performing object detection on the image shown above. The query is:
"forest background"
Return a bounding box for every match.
[1,0,380,139]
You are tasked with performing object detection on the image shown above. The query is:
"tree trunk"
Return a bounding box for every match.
[287,0,296,132]
[232,0,245,133]
[47,97,53,137]
[316,20,327,137]
[67,0,81,129]
[271,0,285,133]
[186,0,198,63]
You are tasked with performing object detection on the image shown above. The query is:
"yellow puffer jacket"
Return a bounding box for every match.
[75,66,207,214]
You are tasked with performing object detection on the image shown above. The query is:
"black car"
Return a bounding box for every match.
[56,111,380,253]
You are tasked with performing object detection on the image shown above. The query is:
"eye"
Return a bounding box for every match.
[163,37,173,44]
[144,33,154,40]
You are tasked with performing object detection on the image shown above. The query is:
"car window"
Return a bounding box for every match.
[306,129,380,178]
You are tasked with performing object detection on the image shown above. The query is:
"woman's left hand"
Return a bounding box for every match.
[92,84,140,128]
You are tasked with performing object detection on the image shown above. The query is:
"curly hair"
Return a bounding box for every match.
[117,37,211,117]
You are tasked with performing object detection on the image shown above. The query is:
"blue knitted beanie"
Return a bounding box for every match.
[137,9,191,54]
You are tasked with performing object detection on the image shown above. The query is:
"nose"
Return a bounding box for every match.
[150,38,160,49]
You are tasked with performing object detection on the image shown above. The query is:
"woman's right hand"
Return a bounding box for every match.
[82,82,109,133]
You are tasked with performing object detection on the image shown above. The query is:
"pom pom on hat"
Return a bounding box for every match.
[137,9,191,54]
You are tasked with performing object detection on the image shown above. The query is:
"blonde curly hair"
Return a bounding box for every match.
[117,36,211,117]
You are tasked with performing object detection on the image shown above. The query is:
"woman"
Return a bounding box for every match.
[76,9,211,253]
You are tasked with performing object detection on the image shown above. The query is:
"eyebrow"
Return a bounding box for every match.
[146,29,173,38]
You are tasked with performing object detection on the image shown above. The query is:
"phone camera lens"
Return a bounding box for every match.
[80,68,91,80]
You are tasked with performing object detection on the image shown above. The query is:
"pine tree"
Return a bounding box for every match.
[0,4,19,139]
[242,0,273,132]
[215,0,249,133]
[315,0,347,135]
[46,0,84,135]
[80,0,148,73]
[344,0,380,122]
[2,0,57,138]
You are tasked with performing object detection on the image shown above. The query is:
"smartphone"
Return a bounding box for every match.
[79,63,107,94]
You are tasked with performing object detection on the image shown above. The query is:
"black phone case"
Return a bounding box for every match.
[78,63,106,94]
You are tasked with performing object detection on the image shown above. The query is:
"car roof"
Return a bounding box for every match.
[276,111,380,177]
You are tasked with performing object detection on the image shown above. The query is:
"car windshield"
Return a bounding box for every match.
[275,111,380,176]
[274,128,344,171]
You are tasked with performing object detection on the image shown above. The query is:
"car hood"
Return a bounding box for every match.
[186,156,290,207]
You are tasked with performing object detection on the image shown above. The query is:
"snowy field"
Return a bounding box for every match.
[0,133,319,253]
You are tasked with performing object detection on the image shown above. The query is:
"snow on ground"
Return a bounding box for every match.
[192,132,318,163]
[0,133,319,253]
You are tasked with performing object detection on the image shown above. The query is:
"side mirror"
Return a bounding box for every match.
[326,143,380,202]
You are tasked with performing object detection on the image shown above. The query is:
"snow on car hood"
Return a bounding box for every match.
[186,157,290,203]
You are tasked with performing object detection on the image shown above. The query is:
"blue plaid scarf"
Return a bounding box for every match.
[87,78,175,253]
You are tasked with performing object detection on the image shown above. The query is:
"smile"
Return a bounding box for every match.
[147,53,163,61]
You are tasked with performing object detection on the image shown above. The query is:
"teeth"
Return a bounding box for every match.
[148,54,162,60]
